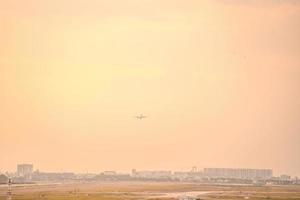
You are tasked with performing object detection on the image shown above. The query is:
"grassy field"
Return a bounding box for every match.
[0,182,300,200]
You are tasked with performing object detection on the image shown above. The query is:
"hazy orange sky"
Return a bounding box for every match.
[0,0,299,176]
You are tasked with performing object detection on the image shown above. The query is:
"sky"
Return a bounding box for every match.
[0,0,299,176]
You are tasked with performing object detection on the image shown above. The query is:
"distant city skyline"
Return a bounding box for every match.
[3,163,299,186]
[1,163,296,178]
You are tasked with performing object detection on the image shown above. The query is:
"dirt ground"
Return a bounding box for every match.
[0,181,300,200]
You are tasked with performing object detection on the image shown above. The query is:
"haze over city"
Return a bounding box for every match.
[1,0,300,178]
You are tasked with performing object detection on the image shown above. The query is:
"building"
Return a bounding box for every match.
[280,174,291,181]
[31,171,76,181]
[173,171,204,181]
[204,168,272,180]
[102,171,117,176]
[17,164,33,179]
[132,170,172,179]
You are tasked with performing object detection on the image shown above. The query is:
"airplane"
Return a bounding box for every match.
[134,114,147,119]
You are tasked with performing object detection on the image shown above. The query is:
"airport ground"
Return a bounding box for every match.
[0,181,300,200]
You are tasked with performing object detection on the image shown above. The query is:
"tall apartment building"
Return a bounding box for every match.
[204,168,272,180]
[17,164,33,177]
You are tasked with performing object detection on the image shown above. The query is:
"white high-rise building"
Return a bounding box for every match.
[17,164,33,177]
[204,168,272,180]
